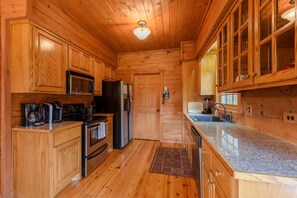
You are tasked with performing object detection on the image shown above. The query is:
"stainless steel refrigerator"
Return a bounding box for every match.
[94,80,133,149]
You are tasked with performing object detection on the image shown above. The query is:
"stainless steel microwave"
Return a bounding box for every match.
[66,71,94,95]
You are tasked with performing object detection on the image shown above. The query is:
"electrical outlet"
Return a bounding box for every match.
[245,104,252,117]
[283,113,297,124]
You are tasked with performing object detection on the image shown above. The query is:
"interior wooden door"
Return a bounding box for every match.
[134,74,160,140]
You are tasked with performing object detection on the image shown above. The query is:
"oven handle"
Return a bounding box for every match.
[87,144,108,160]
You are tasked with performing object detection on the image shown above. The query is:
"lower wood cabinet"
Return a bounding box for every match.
[106,115,113,153]
[13,122,82,198]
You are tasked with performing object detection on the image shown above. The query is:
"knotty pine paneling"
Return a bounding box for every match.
[117,49,182,143]
[11,94,93,127]
[28,0,117,67]
[238,85,297,144]
[1,0,28,196]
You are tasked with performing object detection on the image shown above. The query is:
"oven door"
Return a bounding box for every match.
[85,122,108,156]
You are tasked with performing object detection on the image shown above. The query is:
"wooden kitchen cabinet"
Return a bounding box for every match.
[69,45,93,75]
[11,20,67,94]
[94,59,104,96]
[13,122,82,198]
[111,68,117,81]
[103,65,117,81]
[202,138,234,198]
[106,114,114,153]
[217,18,230,91]
[254,0,296,84]
[230,0,253,88]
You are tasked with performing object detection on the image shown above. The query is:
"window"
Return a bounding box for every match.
[221,93,238,106]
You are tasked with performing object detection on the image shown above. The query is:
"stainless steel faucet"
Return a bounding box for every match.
[214,103,227,120]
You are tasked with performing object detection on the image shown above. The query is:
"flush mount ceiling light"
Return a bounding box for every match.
[281,0,295,22]
[133,20,151,40]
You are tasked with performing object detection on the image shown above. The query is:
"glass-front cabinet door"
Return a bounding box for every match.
[230,0,253,88]
[217,18,230,91]
[255,0,296,84]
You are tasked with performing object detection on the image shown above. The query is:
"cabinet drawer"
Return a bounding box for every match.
[202,139,212,169]
[54,126,81,147]
[212,153,231,197]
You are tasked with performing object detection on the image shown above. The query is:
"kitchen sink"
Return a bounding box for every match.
[189,114,224,122]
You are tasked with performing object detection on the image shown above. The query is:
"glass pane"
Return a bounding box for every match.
[233,8,239,32]
[218,68,223,86]
[276,27,295,71]
[227,94,233,104]
[218,49,222,67]
[233,94,238,105]
[241,0,249,24]
[241,27,248,52]
[223,25,228,44]
[223,67,227,85]
[223,46,227,65]
[233,59,239,82]
[260,3,272,40]
[221,94,227,104]
[233,35,239,57]
[276,0,295,30]
[240,55,249,80]
[260,41,272,75]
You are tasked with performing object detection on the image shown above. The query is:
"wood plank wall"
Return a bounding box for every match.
[1,1,28,196]
[117,49,182,143]
[27,0,117,67]
[238,85,297,144]
[11,94,93,127]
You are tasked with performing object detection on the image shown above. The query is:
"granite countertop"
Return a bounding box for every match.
[186,114,297,179]
[12,121,82,133]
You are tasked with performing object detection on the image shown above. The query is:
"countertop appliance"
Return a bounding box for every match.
[94,80,133,149]
[66,70,94,95]
[190,126,203,198]
[63,104,108,177]
[42,102,53,124]
[21,103,45,126]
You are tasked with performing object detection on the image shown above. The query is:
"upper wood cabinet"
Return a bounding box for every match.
[93,59,104,95]
[230,0,253,88]
[103,65,116,81]
[11,21,67,94]
[254,0,296,84]
[69,45,93,76]
[217,18,230,92]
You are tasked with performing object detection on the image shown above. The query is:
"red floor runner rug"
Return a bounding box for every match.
[149,147,193,178]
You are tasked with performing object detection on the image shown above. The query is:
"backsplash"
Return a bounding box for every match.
[238,85,297,144]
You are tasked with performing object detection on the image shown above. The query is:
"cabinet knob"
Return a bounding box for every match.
[215,170,221,177]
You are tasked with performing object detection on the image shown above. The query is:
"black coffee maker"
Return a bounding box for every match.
[21,103,45,126]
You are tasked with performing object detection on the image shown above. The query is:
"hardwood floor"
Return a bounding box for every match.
[56,139,198,198]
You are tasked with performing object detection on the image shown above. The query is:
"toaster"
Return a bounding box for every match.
[51,101,63,123]
[42,102,53,124]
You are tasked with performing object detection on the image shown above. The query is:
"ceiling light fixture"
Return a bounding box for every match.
[133,20,151,40]
[281,0,295,22]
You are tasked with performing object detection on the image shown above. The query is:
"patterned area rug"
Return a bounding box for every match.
[149,147,193,178]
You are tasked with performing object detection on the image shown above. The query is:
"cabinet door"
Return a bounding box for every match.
[217,18,230,92]
[103,65,111,80]
[254,0,296,84]
[230,0,253,88]
[69,45,81,72]
[111,68,117,81]
[54,138,81,194]
[33,28,67,93]
[81,52,92,75]
[202,162,212,198]
[94,59,104,96]
[107,116,113,153]
[212,178,226,198]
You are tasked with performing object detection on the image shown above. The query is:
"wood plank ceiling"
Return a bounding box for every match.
[53,0,210,53]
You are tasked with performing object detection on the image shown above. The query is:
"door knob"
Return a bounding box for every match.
[157,109,160,112]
